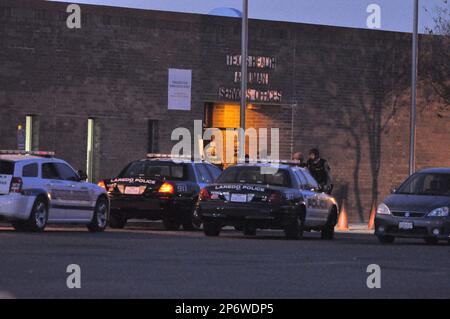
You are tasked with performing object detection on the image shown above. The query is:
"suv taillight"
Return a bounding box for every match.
[199,188,211,201]
[10,177,23,193]
[158,182,174,194]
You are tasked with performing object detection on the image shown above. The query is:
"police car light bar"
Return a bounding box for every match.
[146,153,205,161]
[0,150,55,158]
[241,159,301,165]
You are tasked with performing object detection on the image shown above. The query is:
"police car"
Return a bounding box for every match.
[0,151,109,232]
[197,162,339,239]
[101,154,222,230]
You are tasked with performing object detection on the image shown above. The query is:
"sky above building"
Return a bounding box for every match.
[49,0,447,33]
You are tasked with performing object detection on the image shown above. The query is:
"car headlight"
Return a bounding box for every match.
[377,203,391,215]
[427,207,449,217]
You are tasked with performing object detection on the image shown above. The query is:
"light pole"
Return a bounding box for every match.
[409,0,419,175]
[238,0,248,162]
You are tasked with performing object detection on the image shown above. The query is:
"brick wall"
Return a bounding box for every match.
[0,0,448,222]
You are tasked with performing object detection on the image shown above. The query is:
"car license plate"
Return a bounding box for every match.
[230,193,247,203]
[398,221,414,230]
[0,174,12,195]
[125,186,141,195]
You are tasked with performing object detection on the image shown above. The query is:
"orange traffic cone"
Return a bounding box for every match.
[368,202,376,230]
[336,201,349,231]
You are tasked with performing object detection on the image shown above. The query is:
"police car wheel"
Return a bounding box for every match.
[109,212,127,229]
[87,197,109,233]
[204,221,221,237]
[424,237,439,245]
[243,225,257,236]
[163,217,181,231]
[377,235,395,244]
[284,217,304,240]
[321,207,337,240]
[182,207,202,231]
[26,197,48,232]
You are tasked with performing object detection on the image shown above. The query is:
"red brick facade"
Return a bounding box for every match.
[0,0,448,221]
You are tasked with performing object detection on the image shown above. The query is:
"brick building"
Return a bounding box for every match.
[0,0,449,221]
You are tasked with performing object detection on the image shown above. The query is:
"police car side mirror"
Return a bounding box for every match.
[390,187,397,194]
[77,170,88,182]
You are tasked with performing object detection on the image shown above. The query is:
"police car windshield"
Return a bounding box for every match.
[0,160,15,175]
[217,167,291,187]
[120,161,186,181]
[397,173,450,197]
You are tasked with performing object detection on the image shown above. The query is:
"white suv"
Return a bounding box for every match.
[0,151,109,232]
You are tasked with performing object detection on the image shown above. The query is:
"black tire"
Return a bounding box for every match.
[25,197,48,232]
[109,211,127,229]
[234,225,243,231]
[162,216,181,231]
[203,221,221,237]
[243,225,257,236]
[284,216,304,240]
[321,207,337,240]
[11,220,29,232]
[182,206,202,231]
[377,235,395,244]
[424,237,439,245]
[87,197,109,233]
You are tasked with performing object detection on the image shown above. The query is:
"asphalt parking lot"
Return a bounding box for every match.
[0,222,449,299]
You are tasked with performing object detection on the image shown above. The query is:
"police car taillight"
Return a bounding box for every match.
[158,182,174,194]
[199,188,211,201]
[9,177,23,193]
[97,180,106,189]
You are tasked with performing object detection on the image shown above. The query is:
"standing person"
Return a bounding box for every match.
[292,152,306,167]
[306,148,333,194]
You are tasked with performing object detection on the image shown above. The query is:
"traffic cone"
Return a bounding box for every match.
[335,201,349,231]
[368,202,376,230]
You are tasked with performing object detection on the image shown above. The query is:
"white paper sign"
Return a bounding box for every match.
[168,68,192,111]
[0,174,12,194]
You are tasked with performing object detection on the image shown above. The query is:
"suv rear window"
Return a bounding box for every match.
[217,166,291,187]
[0,161,15,175]
[120,160,187,181]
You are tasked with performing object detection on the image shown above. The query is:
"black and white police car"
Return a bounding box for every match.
[0,150,109,232]
[197,162,339,239]
[100,154,222,230]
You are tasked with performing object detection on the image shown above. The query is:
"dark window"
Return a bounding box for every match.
[0,161,15,175]
[22,163,38,178]
[217,166,292,187]
[397,173,450,196]
[42,163,60,180]
[120,160,187,181]
[205,164,222,181]
[195,164,213,183]
[55,163,79,181]
[302,171,319,189]
[294,170,308,186]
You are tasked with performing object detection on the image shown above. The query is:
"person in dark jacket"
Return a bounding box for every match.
[306,148,333,194]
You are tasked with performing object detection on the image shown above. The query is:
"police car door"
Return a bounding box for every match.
[41,162,69,222]
[302,170,329,222]
[296,170,326,226]
[54,163,94,222]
